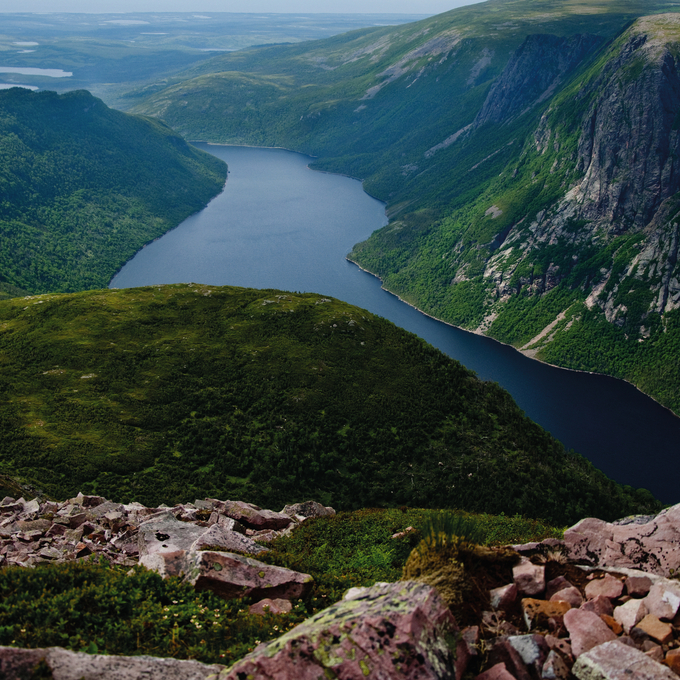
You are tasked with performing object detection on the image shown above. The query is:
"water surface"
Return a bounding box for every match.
[111,144,680,504]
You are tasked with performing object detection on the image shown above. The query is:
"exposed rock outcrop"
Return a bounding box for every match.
[220,581,458,680]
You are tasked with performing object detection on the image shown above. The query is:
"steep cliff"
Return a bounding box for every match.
[351,14,680,414]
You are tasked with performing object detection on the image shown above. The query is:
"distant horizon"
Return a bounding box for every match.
[0,0,484,16]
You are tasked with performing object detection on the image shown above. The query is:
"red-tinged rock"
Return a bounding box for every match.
[665,648,680,675]
[249,598,293,615]
[613,598,648,633]
[563,608,617,657]
[475,662,516,680]
[0,645,224,679]
[643,582,680,621]
[643,642,664,663]
[545,635,573,662]
[487,638,531,680]
[522,598,571,631]
[550,586,583,608]
[563,505,680,577]
[507,634,549,676]
[456,627,480,680]
[580,594,614,617]
[190,524,268,555]
[542,650,571,679]
[513,558,545,596]
[281,501,335,521]
[214,500,292,531]
[635,613,674,644]
[546,575,574,600]
[600,614,623,635]
[187,550,313,601]
[490,583,517,612]
[626,575,653,597]
[584,573,624,601]
[572,639,677,680]
[222,581,457,680]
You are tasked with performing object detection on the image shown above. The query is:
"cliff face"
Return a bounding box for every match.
[473,33,603,128]
[482,15,680,328]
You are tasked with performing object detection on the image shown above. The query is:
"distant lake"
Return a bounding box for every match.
[111,144,680,505]
[0,67,72,77]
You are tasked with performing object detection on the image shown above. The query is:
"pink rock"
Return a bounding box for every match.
[190,524,268,555]
[475,663,516,680]
[563,505,680,577]
[563,608,617,657]
[507,635,549,676]
[572,639,677,679]
[223,581,457,680]
[487,638,531,680]
[542,650,570,680]
[249,598,293,615]
[550,586,583,608]
[490,583,517,611]
[512,558,545,596]
[580,594,614,617]
[642,581,680,621]
[214,500,292,531]
[584,573,624,601]
[626,576,652,597]
[545,575,573,600]
[188,551,313,601]
[281,501,335,520]
[613,598,648,634]
[455,626,479,680]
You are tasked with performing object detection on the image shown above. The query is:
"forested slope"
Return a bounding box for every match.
[0,88,226,294]
[0,284,659,524]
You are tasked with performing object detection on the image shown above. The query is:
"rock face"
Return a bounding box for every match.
[0,645,224,680]
[560,504,680,576]
[220,581,458,680]
[474,33,603,128]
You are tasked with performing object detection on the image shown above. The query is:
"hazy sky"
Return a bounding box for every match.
[1,0,483,14]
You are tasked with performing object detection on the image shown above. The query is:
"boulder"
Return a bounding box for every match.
[580,595,614,617]
[625,576,652,597]
[490,583,517,612]
[542,650,570,680]
[584,574,624,601]
[563,609,617,657]
[513,559,545,596]
[613,598,648,634]
[634,614,673,644]
[0,645,223,679]
[475,663,516,680]
[550,586,583,608]
[281,500,335,521]
[186,550,313,601]
[572,639,677,680]
[521,598,570,631]
[642,581,680,620]
[486,638,531,680]
[213,500,292,531]
[563,505,680,576]
[221,581,457,679]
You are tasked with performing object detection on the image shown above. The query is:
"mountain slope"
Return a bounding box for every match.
[0,284,659,524]
[128,0,680,414]
[0,88,227,294]
[353,14,680,413]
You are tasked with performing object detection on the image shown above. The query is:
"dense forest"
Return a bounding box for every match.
[0,88,226,294]
[0,284,659,525]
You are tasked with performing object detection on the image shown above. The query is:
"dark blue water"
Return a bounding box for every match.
[110,144,680,505]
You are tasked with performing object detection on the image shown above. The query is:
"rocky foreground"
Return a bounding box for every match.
[1,495,680,678]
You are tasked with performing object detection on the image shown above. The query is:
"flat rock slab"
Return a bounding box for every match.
[0,646,224,680]
[187,550,313,601]
[572,639,676,679]
[220,581,458,680]
[563,504,680,576]
[212,500,292,531]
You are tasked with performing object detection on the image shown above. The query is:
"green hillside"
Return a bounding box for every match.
[0,88,226,295]
[0,284,658,524]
